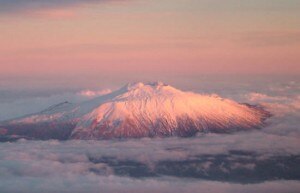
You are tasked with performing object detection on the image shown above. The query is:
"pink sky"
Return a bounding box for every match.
[0,0,299,88]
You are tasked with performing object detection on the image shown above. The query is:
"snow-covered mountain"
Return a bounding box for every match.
[0,82,270,140]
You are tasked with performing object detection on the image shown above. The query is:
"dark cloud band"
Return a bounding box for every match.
[0,0,116,14]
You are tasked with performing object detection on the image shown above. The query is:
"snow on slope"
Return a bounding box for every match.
[0,82,270,140]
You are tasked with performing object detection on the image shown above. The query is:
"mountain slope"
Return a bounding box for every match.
[0,82,270,140]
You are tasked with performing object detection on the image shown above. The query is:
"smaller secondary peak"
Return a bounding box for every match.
[40,101,72,113]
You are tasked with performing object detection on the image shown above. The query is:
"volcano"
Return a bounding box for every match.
[0,82,270,140]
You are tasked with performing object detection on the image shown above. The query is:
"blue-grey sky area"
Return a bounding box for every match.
[0,0,299,13]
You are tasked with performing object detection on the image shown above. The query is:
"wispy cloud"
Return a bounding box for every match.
[236,31,300,47]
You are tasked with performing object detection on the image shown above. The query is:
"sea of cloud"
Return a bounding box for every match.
[0,77,299,192]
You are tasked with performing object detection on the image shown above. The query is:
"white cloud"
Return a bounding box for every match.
[77,89,112,97]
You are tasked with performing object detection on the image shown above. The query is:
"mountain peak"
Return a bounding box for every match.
[0,82,271,140]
